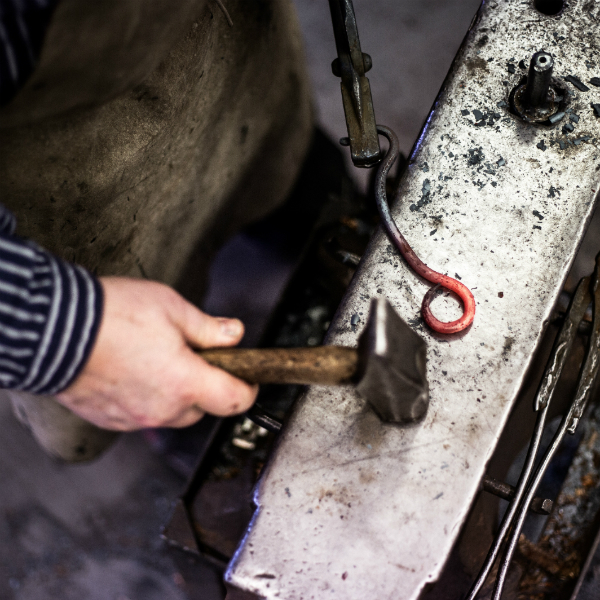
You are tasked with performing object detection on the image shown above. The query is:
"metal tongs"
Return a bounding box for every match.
[468,253,600,599]
[328,0,380,168]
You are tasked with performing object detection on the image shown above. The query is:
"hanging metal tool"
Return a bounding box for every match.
[328,4,475,334]
[328,0,381,168]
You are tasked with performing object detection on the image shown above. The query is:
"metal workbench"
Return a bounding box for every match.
[226,1,600,598]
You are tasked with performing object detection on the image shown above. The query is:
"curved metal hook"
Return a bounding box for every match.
[374,125,476,334]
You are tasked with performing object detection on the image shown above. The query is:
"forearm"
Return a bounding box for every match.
[0,203,257,430]
[0,204,103,394]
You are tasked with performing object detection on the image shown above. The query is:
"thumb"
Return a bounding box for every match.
[169,296,245,349]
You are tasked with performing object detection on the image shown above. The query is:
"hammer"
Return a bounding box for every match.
[199,298,429,423]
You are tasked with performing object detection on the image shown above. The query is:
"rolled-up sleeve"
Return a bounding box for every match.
[0,204,103,394]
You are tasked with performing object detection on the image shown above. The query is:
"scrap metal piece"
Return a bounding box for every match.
[328,0,380,168]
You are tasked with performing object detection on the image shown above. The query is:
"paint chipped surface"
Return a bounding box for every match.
[227,2,600,599]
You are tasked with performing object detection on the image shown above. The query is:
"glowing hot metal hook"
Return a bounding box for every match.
[374,125,476,334]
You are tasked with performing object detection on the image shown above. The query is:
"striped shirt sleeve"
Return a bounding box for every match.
[0,0,58,105]
[0,204,103,394]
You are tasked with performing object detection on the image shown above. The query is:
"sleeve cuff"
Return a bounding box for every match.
[15,254,104,395]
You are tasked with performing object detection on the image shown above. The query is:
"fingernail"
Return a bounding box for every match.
[220,318,243,338]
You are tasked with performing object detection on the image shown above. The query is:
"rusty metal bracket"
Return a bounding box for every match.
[328,0,381,168]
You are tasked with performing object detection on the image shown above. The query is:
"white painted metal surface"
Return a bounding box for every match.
[227,1,600,598]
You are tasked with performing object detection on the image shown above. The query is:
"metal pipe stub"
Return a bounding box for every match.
[513,50,561,123]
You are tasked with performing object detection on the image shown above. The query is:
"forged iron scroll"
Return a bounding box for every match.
[374,125,476,334]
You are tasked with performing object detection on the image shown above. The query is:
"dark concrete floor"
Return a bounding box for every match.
[0,2,505,599]
[0,400,225,599]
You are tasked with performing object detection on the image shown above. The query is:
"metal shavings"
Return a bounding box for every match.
[468,147,485,165]
[536,140,547,151]
[593,104,600,118]
[350,314,359,326]
[473,109,485,122]
[589,77,600,87]
[549,111,566,124]
[564,75,590,92]
[570,113,580,123]
[508,63,516,74]
[461,109,470,116]
[563,122,575,133]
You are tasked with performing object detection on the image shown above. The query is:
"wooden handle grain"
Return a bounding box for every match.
[198,346,359,385]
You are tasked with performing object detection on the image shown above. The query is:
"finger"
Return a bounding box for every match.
[168,294,245,349]
[163,404,206,429]
[180,351,258,416]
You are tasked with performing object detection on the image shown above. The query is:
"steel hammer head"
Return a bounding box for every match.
[356,298,429,423]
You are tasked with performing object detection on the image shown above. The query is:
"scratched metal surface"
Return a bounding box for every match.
[226,1,600,599]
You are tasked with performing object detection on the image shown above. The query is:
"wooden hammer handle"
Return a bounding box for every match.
[198,346,358,385]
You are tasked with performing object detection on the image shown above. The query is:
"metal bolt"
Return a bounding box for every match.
[512,50,560,123]
[362,53,373,73]
[523,51,554,110]
[482,476,554,515]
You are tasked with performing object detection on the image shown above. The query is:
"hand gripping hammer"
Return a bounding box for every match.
[200,298,429,424]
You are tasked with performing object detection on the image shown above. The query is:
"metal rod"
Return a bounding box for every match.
[493,410,572,599]
[482,476,553,515]
[493,260,600,599]
[467,275,592,600]
[567,255,600,434]
[247,404,283,434]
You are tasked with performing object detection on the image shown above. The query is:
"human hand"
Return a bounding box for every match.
[55,277,258,431]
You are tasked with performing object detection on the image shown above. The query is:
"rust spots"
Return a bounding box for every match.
[318,487,349,504]
[359,470,376,485]
[502,336,515,358]
[465,56,490,76]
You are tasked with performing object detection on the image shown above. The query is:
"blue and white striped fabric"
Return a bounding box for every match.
[0,0,58,105]
[0,204,103,394]
[0,3,103,392]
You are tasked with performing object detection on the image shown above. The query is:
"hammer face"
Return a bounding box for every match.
[356,298,429,423]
